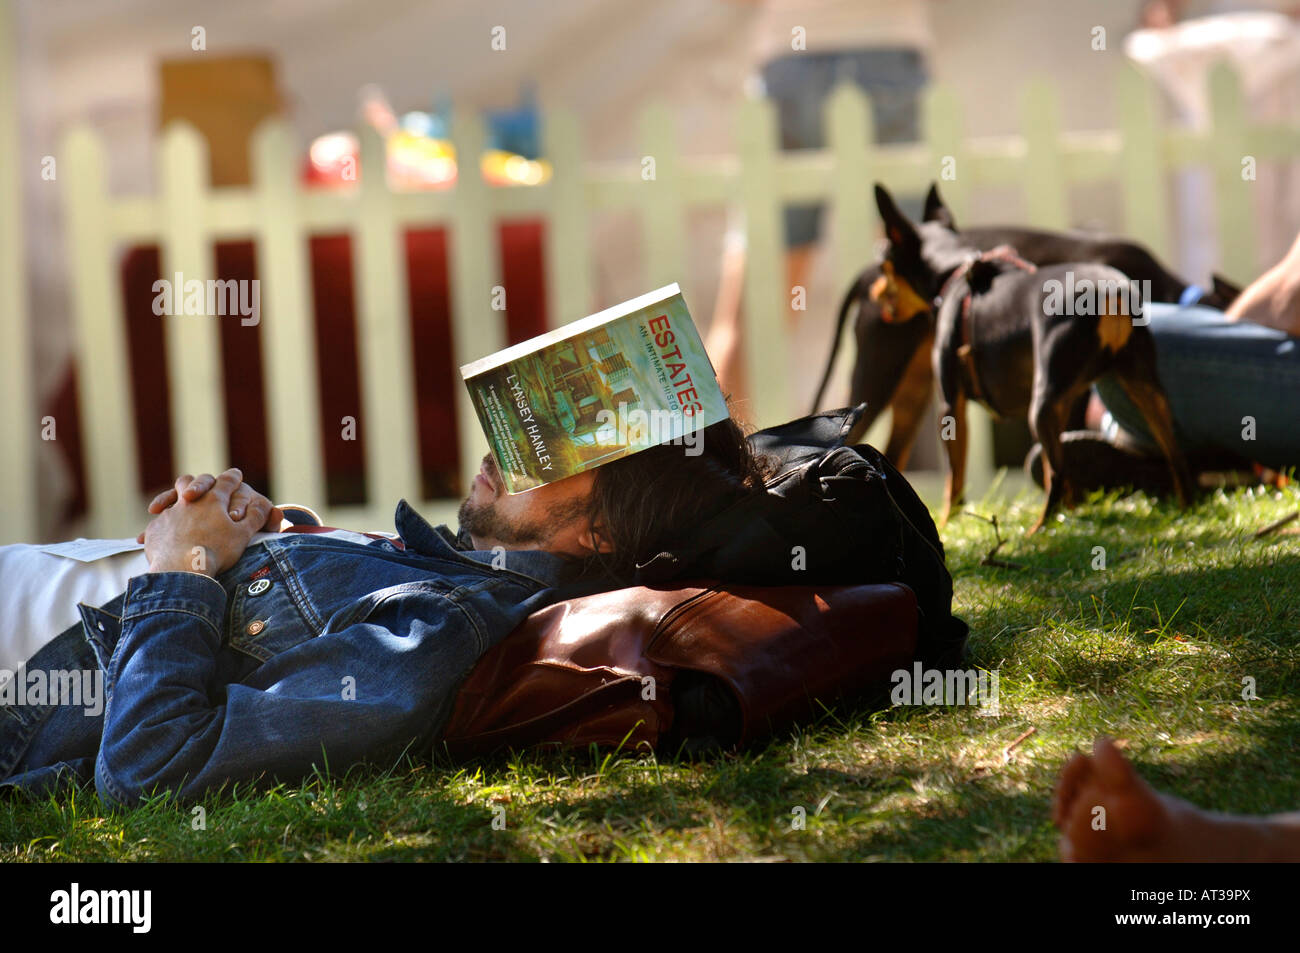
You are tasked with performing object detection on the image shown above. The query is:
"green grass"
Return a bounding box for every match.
[4,483,1299,862]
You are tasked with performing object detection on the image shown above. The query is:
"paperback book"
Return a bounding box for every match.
[460,283,728,494]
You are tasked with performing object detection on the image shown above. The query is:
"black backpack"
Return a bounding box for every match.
[633,405,969,668]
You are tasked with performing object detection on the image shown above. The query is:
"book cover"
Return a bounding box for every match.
[460,283,728,494]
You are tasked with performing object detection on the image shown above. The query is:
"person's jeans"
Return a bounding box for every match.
[760,48,928,248]
[1094,302,1300,469]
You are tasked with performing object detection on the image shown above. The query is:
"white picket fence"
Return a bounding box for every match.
[2,59,1296,543]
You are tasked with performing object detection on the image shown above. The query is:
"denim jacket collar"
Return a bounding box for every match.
[392,498,583,590]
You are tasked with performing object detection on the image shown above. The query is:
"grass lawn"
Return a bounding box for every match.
[3,483,1299,862]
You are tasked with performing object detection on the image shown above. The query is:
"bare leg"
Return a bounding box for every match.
[784,244,816,332]
[705,228,748,407]
[1224,228,1300,336]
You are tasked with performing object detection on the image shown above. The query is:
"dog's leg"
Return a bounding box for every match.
[1028,403,1065,534]
[883,329,935,468]
[938,392,967,527]
[932,332,968,527]
[1111,346,1195,508]
[1028,377,1086,535]
[844,308,932,448]
[1116,376,1193,506]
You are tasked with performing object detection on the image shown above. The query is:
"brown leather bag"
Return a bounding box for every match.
[441,580,918,757]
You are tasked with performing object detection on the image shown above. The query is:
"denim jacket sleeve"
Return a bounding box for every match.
[95,570,481,808]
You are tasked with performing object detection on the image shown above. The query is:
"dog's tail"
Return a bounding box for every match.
[809,275,863,414]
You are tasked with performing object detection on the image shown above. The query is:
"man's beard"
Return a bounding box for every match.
[457,456,591,547]
[457,495,550,546]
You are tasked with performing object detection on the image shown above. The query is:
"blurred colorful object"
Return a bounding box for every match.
[304,84,551,189]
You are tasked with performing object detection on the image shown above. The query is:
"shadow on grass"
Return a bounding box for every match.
[8,683,1296,861]
[394,694,1300,862]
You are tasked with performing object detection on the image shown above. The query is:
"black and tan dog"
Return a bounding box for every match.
[811,184,1239,471]
[870,184,1195,532]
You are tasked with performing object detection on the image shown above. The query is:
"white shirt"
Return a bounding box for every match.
[0,531,309,678]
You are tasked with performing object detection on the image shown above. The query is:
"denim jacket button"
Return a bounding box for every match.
[246,620,266,636]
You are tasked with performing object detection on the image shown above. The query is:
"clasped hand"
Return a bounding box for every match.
[139,468,284,576]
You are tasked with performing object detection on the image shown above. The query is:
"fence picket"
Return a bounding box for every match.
[253,120,325,508]
[6,67,1295,543]
[62,128,139,537]
[447,108,506,499]
[1118,63,1171,263]
[0,3,35,540]
[924,86,969,225]
[354,126,421,525]
[824,82,874,420]
[638,102,687,296]
[1022,82,1069,231]
[159,122,226,478]
[541,104,593,329]
[828,83,873,310]
[736,94,787,428]
[1209,63,1257,284]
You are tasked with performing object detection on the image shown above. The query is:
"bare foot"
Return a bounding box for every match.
[1052,737,1293,862]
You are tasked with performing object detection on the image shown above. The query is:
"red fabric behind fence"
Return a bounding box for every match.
[47,222,549,525]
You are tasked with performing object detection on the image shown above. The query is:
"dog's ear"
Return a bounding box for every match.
[1211,273,1243,307]
[874,183,920,256]
[922,183,957,230]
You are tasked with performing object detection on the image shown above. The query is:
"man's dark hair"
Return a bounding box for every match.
[575,410,775,584]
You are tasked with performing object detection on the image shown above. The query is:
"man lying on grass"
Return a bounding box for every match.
[0,416,769,808]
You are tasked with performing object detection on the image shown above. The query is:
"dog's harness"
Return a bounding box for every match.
[937,245,1037,414]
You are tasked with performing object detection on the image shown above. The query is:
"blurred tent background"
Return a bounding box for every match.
[3,0,1299,540]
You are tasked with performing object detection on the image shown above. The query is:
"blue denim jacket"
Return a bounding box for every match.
[0,500,598,807]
